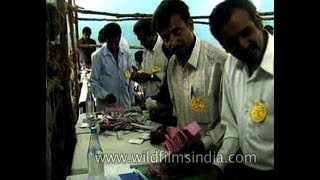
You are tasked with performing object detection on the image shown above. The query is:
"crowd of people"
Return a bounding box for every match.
[78,0,274,179]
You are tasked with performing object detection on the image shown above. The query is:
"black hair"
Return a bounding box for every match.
[103,23,122,40]
[152,0,190,33]
[264,25,274,34]
[162,43,173,60]
[98,28,105,43]
[133,18,157,36]
[134,50,143,63]
[209,0,262,42]
[82,26,92,34]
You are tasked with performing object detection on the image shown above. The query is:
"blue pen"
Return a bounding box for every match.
[190,85,194,99]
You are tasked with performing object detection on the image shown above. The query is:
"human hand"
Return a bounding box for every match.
[105,93,117,104]
[145,97,158,110]
[178,132,205,155]
[151,74,161,82]
[130,72,151,83]
[150,130,166,145]
[156,125,167,133]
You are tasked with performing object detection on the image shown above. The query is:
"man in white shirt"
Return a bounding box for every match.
[207,0,274,178]
[153,0,228,158]
[132,18,168,98]
[119,36,130,50]
[91,23,134,111]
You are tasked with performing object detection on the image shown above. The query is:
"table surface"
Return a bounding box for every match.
[75,113,91,135]
[67,164,206,180]
[71,127,164,175]
[79,72,90,104]
[70,112,208,179]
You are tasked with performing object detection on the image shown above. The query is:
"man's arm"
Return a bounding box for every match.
[127,53,135,105]
[212,69,239,171]
[90,53,109,99]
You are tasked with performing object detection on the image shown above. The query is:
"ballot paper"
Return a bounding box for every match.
[128,139,144,144]
[138,133,150,140]
[131,123,153,130]
[104,164,134,176]
[80,123,89,128]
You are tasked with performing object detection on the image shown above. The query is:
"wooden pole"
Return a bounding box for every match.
[73,0,80,77]
[73,0,79,49]
[71,0,80,112]
[262,17,274,21]
[78,44,143,49]
[67,0,75,53]
[77,9,274,19]
[78,17,148,21]
[77,9,152,18]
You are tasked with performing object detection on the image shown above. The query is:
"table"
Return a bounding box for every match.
[75,113,91,135]
[78,72,89,105]
[78,72,97,116]
[67,164,206,180]
[75,112,157,135]
[70,129,164,175]
[66,173,88,180]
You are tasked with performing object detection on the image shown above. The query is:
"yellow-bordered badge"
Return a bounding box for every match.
[190,97,205,112]
[250,101,267,123]
[124,70,131,79]
[151,66,161,73]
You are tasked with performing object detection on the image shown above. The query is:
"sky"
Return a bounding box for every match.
[71,0,274,53]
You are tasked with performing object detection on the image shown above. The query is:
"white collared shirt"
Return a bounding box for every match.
[90,45,134,111]
[167,37,228,134]
[141,35,169,97]
[216,33,274,171]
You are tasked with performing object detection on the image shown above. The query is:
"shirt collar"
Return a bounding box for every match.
[235,31,274,76]
[187,36,201,68]
[151,34,162,52]
[103,45,124,56]
[260,32,274,76]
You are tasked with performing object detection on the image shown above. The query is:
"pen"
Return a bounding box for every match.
[190,85,194,99]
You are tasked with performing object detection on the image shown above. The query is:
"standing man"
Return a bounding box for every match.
[133,50,143,72]
[132,18,168,98]
[207,0,274,178]
[79,27,96,69]
[152,0,228,154]
[90,23,134,112]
